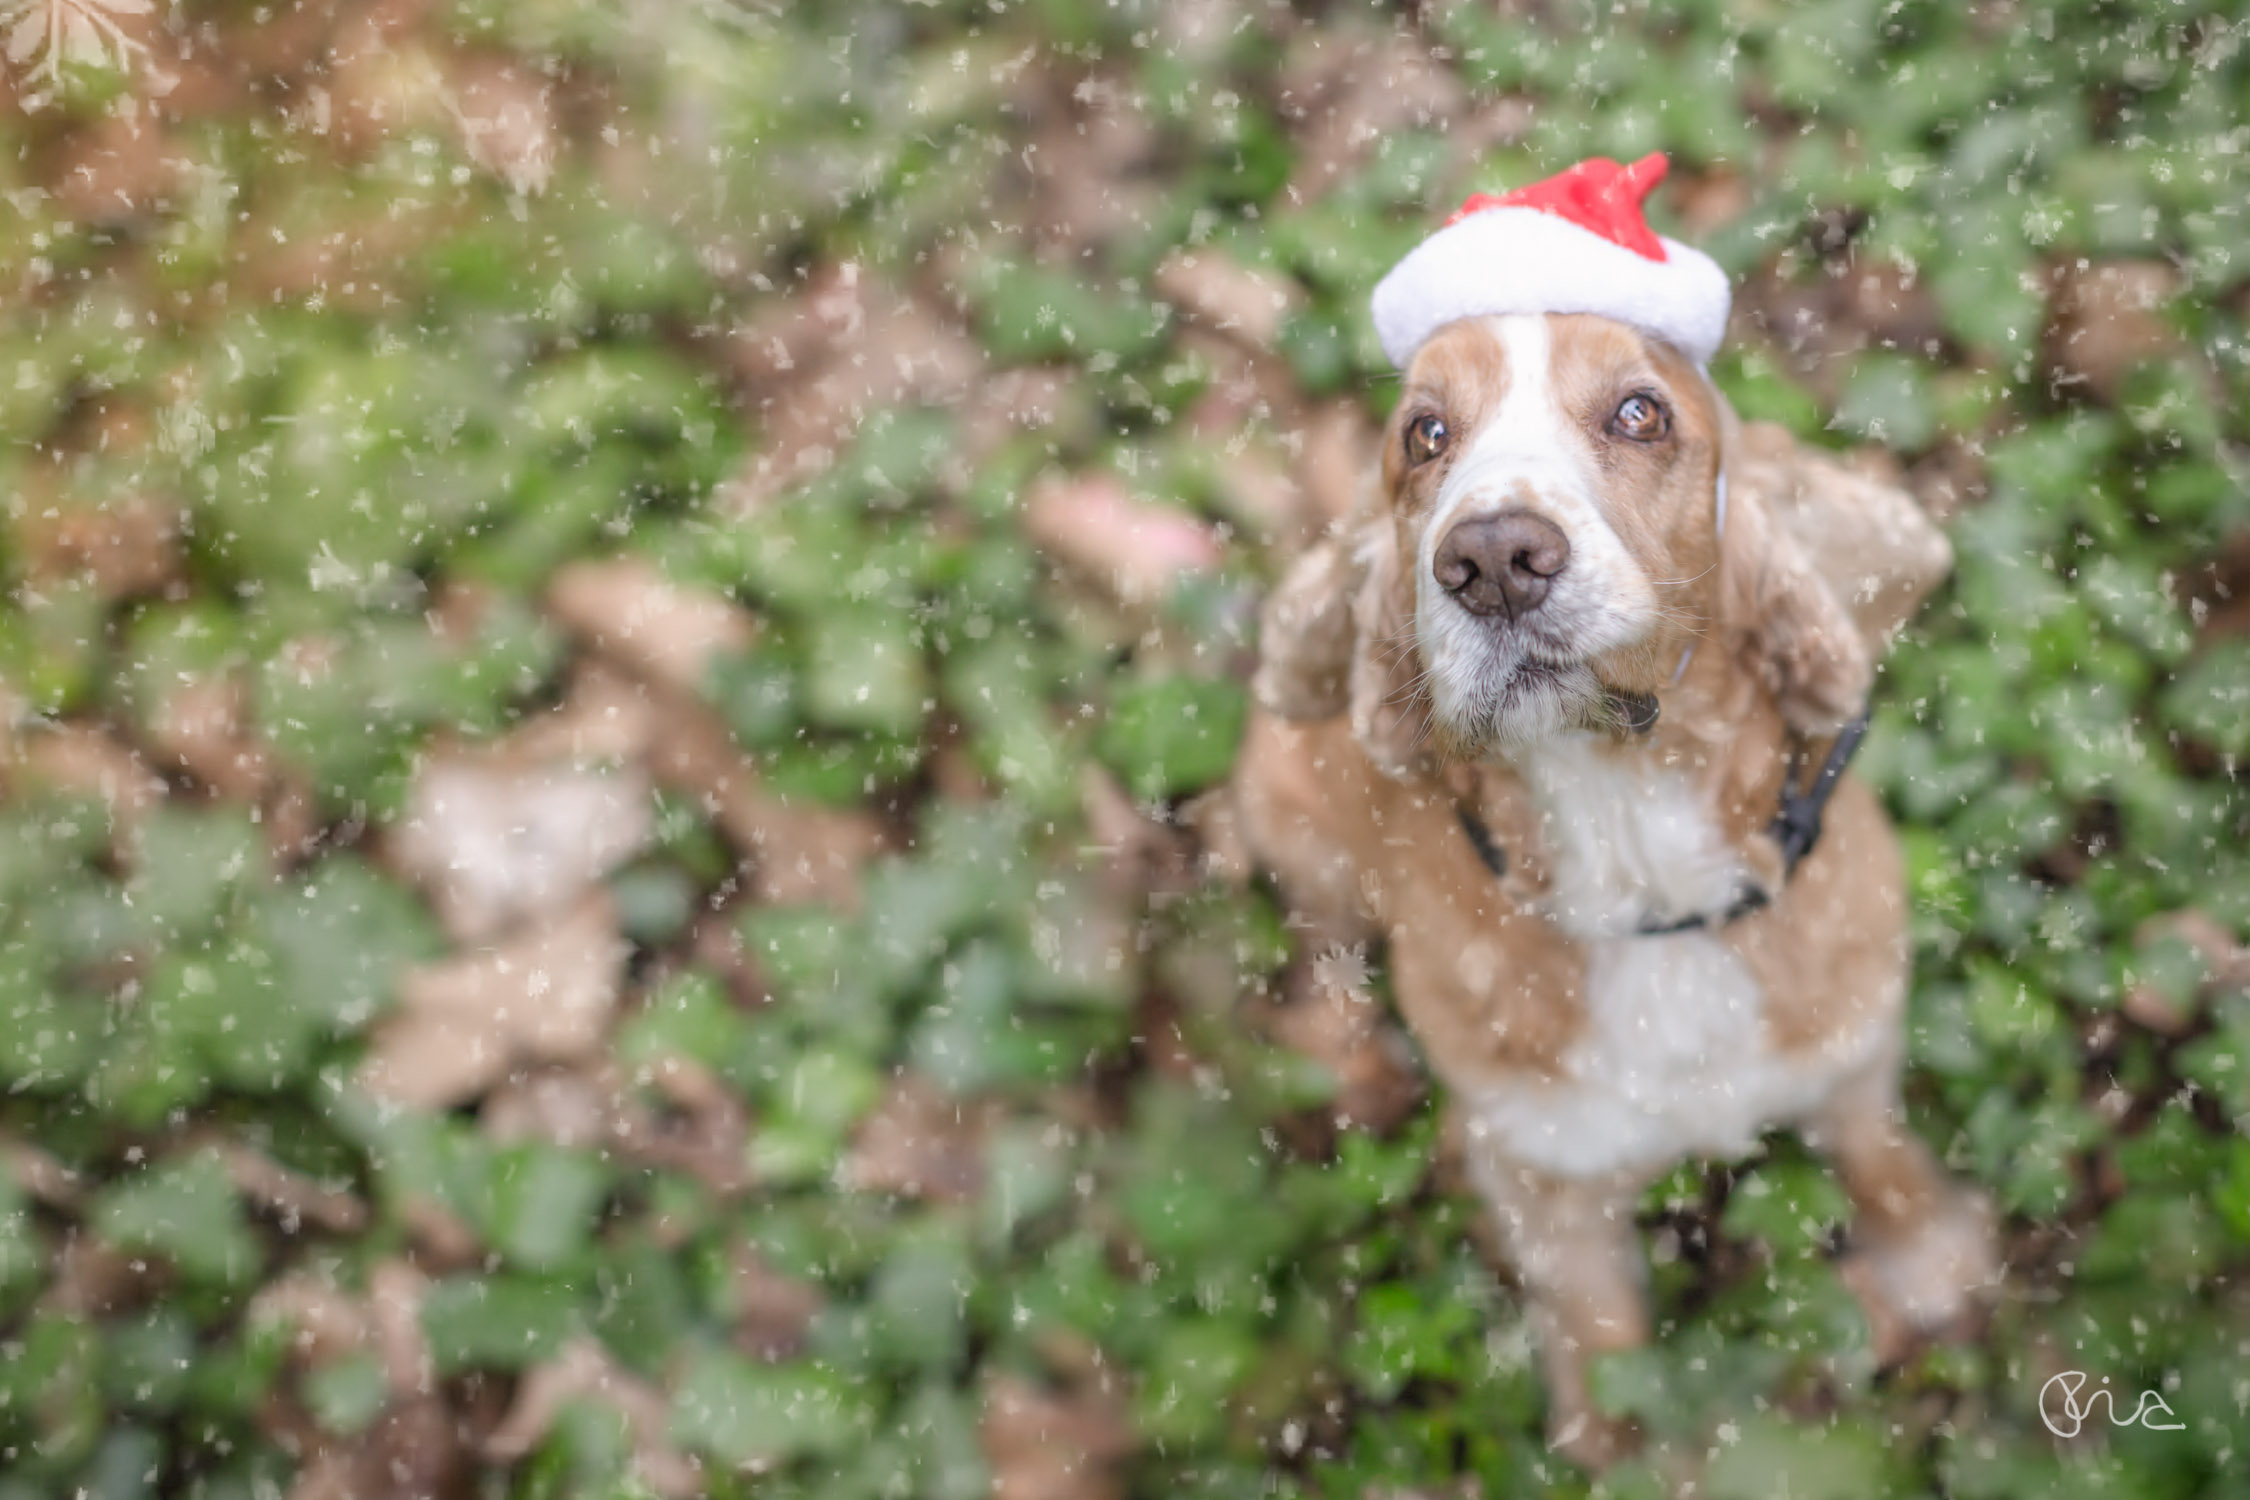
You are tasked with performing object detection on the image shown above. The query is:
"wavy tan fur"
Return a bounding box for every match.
[1236,313,1989,1468]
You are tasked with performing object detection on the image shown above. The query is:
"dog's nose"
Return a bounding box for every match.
[1433,510,1571,619]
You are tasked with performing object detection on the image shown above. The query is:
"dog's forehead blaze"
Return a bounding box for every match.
[1386,321,1512,503]
[1391,317,1720,541]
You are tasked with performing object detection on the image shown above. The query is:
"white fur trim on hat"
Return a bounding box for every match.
[1371,205,1732,369]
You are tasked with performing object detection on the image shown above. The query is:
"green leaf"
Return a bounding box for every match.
[619,970,753,1082]
[94,1153,260,1285]
[250,856,441,1032]
[1705,1413,1903,1500]
[669,1351,874,1468]
[1832,352,1938,451]
[422,1275,585,1373]
[1098,674,1247,801]
[304,1352,389,1437]
[2162,642,2250,759]
[805,610,928,734]
[128,805,268,942]
[1137,1317,1260,1446]
[866,1227,973,1372]
[481,1144,610,1273]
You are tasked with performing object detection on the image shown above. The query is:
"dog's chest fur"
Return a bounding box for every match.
[1464,740,1879,1178]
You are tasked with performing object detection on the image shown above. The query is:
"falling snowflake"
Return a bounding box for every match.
[1311,942,1373,1004]
[2,0,152,105]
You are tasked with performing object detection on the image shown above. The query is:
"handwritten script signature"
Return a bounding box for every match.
[2038,1371,2185,1438]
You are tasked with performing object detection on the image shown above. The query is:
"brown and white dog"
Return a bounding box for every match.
[1235,311,1995,1465]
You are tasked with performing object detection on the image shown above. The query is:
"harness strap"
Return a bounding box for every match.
[1451,708,1873,936]
[1454,803,1509,880]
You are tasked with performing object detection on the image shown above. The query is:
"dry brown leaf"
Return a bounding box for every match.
[369,1260,435,1396]
[485,1338,699,1496]
[1026,875,1137,1003]
[393,1195,480,1270]
[1841,259,1945,352]
[641,687,884,908]
[1280,30,1466,203]
[1156,249,1302,349]
[52,113,190,226]
[44,1236,156,1318]
[1905,439,1990,526]
[203,1135,368,1235]
[1024,473,1223,607]
[726,260,870,391]
[1177,327,1304,441]
[448,52,556,195]
[323,11,451,157]
[146,677,268,801]
[251,1270,371,1370]
[635,1059,754,1197]
[2045,258,2183,402]
[2125,908,2249,1035]
[249,1256,432,1397]
[241,1251,442,1487]
[388,746,652,943]
[483,1059,753,1198]
[688,913,771,1008]
[135,647,320,858]
[481,1066,619,1150]
[348,1396,464,1500]
[842,1075,991,1204]
[0,1134,83,1210]
[718,269,984,513]
[240,194,459,310]
[981,1373,1134,1500]
[10,723,167,834]
[13,491,182,598]
[953,366,1084,475]
[1079,765,1199,897]
[281,1448,361,1500]
[506,663,661,766]
[359,892,628,1110]
[1006,69,1161,254]
[546,558,755,694]
[729,1243,825,1361]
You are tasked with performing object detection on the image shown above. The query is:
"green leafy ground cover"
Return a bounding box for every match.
[1,1,2248,1496]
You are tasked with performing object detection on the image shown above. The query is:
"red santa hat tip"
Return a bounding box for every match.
[1372,153,1731,369]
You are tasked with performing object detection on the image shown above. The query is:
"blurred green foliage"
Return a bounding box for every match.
[0,1,2247,1498]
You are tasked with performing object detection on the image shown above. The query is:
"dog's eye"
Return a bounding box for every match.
[1405,413,1450,465]
[1609,393,1670,442]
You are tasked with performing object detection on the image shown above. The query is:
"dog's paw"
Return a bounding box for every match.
[1839,1190,1998,1364]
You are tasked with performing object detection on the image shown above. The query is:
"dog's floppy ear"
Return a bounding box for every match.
[1729,419,1954,652]
[1345,520,1429,779]
[1252,532,1361,721]
[1252,508,1430,779]
[1716,408,1874,734]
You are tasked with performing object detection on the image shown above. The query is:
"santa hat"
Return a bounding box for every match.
[1370,153,1731,369]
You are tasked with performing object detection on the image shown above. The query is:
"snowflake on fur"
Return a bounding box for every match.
[2,0,151,106]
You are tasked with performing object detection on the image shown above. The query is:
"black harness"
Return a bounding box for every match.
[1451,710,1872,937]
